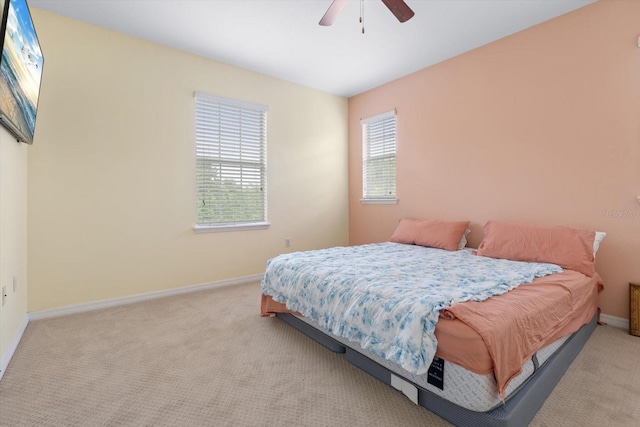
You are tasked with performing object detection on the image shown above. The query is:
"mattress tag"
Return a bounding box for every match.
[390,374,418,405]
[427,356,445,390]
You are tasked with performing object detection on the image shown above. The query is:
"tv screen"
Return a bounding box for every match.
[0,0,43,144]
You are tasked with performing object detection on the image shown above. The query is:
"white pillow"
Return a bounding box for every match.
[458,229,471,250]
[593,231,606,258]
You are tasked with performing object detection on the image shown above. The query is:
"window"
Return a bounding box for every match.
[194,92,268,231]
[361,110,397,203]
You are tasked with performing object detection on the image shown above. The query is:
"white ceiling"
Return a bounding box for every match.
[29,0,596,98]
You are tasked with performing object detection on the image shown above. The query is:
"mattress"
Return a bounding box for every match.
[261,243,582,387]
[263,267,600,384]
[262,242,602,426]
[295,314,570,412]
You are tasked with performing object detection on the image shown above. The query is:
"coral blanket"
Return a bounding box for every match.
[442,269,602,398]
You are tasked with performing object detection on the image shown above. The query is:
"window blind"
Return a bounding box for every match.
[361,110,396,200]
[195,92,268,227]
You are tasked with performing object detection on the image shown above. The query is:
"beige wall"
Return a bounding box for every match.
[27,9,349,311]
[348,0,640,319]
[0,126,28,367]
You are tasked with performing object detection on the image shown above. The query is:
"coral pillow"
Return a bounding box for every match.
[390,219,470,251]
[476,221,596,277]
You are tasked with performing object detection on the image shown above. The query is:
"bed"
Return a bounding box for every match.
[260,220,604,427]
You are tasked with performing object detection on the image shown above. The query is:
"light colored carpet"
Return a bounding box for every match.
[1,282,639,426]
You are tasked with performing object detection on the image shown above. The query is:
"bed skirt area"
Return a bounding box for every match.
[275,312,598,427]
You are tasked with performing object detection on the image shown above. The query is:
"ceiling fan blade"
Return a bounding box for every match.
[319,0,348,26]
[381,0,415,23]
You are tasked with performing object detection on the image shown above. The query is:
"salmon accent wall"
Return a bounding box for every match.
[348,0,640,319]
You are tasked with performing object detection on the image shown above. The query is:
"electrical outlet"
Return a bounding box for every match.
[285,238,291,248]
[13,276,17,293]
[1,286,6,306]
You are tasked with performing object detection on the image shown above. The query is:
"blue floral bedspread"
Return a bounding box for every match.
[261,242,562,375]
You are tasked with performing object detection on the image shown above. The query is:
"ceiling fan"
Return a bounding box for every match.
[319,0,415,27]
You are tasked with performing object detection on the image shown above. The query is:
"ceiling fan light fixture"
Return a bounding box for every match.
[318,0,414,28]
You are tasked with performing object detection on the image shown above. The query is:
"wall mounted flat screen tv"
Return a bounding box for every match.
[0,0,43,144]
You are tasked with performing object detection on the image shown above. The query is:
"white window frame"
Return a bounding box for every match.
[360,109,398,204]
[193,92,269,232]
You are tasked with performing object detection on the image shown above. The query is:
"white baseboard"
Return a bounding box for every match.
[600,314,629,330]
[0,314,29,381]
[29,274,263,322]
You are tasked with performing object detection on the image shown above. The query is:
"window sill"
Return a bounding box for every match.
[360,198,398,205]
[194,222,271,233]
